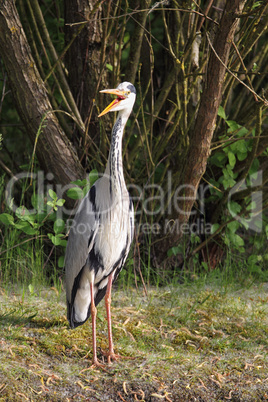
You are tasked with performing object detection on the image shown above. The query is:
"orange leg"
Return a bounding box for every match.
[90,282,105,369]
[103,273,135,364]
[104,273,122,364]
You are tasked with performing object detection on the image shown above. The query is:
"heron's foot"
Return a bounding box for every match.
[107,352,122,364]
[101,349,135,364]
[89,357,109,371]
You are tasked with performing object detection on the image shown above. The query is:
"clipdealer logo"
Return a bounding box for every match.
[4,169,265,235]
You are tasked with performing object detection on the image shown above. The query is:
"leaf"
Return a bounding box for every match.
[248,254,258,265]
[167,246,181,257]
[15,206,36,224]
[226,120,240,131]
[218,105,227,120]
[237,151,248,161]
[190,234,201,244]
[58,256,65,268]
[67,187,84,200]
[106,63,113,71]
[249,158,260,176]
[211,223,220,234]
[239,218,249,230]
[28,284,34,294]
[48,233,61,246]
[71,179,88,187]
[236,126,248,137]
[252,1,261,9]
[14,221,38,235]
[89,169,98,186]
[228,152,236,168]
[222,177,236,190]
[227,122,248,137]
[223,167,232,179]
[236,140,247,153]
[246,201,257,211]
[48,189,57,200]
[56,198,65,206]
[83,185,90,196]
[201,262,209,272]
[210,151,227,167]
[228,201,241,215]
[222,167,236,189]
[48,233,66,246]
[227,220,240,233]
[59,239,67,247]
[53,219,65,234]
[252,62,258,72]
[0,213,14,226]
[233,233,244,247]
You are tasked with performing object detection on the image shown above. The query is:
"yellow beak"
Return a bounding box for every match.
[98,88,126,117]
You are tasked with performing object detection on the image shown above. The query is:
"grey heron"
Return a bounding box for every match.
[65,82,136,368]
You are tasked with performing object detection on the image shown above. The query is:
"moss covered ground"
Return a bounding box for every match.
[0,281,267,401]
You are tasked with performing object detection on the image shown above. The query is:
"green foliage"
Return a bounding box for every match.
[0,191,66,240]
[0,186,66,283]
[0,0,267,287]
[0,170,100,283]
[67,169,98,200]
[167,244,184,258]
[47,189,65,211]
[206,105,267,257]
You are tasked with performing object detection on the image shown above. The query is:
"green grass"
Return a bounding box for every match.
[0,223,62,290]
[0,281,267,401]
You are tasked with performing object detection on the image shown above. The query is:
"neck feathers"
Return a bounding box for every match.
[106,114,126,193]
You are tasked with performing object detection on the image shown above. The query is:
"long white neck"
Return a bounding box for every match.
[105,111,130,194]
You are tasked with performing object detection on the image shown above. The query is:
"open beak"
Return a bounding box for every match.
[98,88,126,117]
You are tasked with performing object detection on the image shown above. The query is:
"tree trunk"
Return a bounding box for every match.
[0,0,84,189]
[159,0,247,258]
[64,0,108,149]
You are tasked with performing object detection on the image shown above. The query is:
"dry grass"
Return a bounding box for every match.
[0,282,267,401]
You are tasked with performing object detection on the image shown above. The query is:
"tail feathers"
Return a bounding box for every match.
[67,300,91,329]
[67,286,108,329]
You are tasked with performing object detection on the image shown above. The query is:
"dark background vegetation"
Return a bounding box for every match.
[0,0,267,287]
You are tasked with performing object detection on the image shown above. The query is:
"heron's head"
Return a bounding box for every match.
[98,82,136,117]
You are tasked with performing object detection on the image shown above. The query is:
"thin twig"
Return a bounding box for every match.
[231,40,258,102]
[206,32,267,105]
[0,158,18,179]
[196,0,215,32]
[42,244,55,271]
[0,72,7,115]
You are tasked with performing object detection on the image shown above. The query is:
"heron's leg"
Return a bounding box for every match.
[90,282,105,369]
[103,273,135,364]
[105,273,115,362]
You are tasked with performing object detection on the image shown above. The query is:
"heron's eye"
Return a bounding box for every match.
[125,90,131,96]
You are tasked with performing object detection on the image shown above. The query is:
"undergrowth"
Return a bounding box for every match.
[1,212,267,290]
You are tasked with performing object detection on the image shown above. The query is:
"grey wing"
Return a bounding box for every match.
[94,196,134,307]
[110,195,134,281]
[65,184,99,306]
